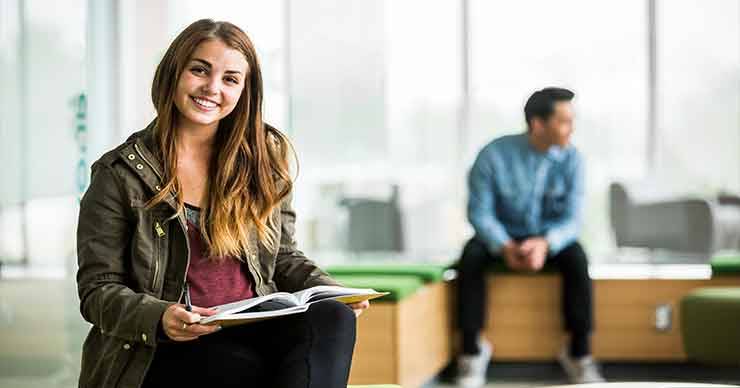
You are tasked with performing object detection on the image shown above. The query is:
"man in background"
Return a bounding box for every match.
[456,87,604,386]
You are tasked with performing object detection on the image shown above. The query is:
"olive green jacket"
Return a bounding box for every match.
[76,121,338,388]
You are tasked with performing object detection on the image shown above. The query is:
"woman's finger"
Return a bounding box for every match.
[170,334,199,342]
[171,306,202,324]
[166,315,199,336]
[353,306,366,317]
[350,300,370,309]
[190,305,219,316]
[165,320,190,338]
[183,323,221,336]
[350,300,370,317]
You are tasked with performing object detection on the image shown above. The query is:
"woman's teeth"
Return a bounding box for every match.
[192,96,217,109]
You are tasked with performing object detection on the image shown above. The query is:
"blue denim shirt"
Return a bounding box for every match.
[467,133,584,256]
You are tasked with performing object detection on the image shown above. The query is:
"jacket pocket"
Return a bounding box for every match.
[128,202,169,295]
[149,212,170,296]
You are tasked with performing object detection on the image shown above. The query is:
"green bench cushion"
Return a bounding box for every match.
[327,262,450,283]
[332,274,424,302]
[683,287,740,303]
[681,287,740,365]
[710,253,740,276]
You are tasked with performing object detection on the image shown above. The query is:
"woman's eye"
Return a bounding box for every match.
[225,77,238,84]
[191,67,206,75]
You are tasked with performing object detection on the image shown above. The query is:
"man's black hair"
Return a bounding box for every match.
[524,87,575,129]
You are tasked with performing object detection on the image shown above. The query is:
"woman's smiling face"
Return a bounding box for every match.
[174,39,249,128]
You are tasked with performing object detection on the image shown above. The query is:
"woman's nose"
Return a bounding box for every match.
[202,77,220,95]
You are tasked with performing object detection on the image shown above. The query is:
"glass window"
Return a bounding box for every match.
[656,0,740,194]
[0,0,86,267]
[288,0,464,257]
[469,0,649,258]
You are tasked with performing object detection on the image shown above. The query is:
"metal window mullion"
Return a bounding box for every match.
[458,0,471,163]
[284,0,293,136]
[19,0,29,266]
[647,0,658,174]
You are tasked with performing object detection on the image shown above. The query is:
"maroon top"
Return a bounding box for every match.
[184,204,255,308]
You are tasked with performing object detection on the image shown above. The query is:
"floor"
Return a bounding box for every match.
[431,362,740,387]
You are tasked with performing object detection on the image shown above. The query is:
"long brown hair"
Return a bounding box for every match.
[147,19,294,259]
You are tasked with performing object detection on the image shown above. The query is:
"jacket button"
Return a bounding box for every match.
[136,163,144,170]
[141,333,148,342]
[123,343,131,350]
[127,154,135,160]
[155,185,161,191]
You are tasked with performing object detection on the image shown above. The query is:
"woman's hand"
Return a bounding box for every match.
[161,304,221,341]
[348,300,370,317]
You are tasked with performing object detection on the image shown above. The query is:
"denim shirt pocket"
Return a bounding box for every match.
[543,181,568,217]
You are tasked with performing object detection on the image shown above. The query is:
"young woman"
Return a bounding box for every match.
[76,19,368,388]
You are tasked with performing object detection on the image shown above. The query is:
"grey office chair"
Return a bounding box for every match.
[339,185,404,252]
[609,182,740,257]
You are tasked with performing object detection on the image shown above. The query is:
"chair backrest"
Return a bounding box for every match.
[609,181,715,255]
[339,185,404,252]
[609,182,630,247]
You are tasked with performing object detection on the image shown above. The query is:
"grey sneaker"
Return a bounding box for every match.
[456,338,492,388]
[557,346,605,383]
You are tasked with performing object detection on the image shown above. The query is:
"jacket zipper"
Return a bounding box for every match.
[151,241,160,291]
[133,142,263,298]
[134,143,193,300]
[151,221,166,292]
[245,251,263,296]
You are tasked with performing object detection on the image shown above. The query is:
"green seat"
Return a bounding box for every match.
[327,262,450,283]
[681,287,740,365]
[710,253,740,276]
[332,274,424,302]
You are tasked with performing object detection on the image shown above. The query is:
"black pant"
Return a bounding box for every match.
[142,300,357,388]
[456,237,593,355]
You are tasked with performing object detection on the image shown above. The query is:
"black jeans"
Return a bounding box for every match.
[142,300,357,388]
[456,237,593,356]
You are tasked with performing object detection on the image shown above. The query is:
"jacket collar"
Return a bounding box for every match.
[117,119,180,214]
[118,119,261,256]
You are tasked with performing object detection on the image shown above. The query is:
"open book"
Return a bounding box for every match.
[200,285,389,327]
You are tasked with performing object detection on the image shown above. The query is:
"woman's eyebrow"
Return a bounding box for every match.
[191,58,212,68]
[191,58,243,75]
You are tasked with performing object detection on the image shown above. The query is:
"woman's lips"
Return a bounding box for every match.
[191,96,219,111]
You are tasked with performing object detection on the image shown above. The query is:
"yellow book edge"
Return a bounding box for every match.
[209,292,390,327]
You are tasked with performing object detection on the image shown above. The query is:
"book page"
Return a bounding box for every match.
[202,292,299,322]
[293,285,386,305]
[201,305,309,326]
